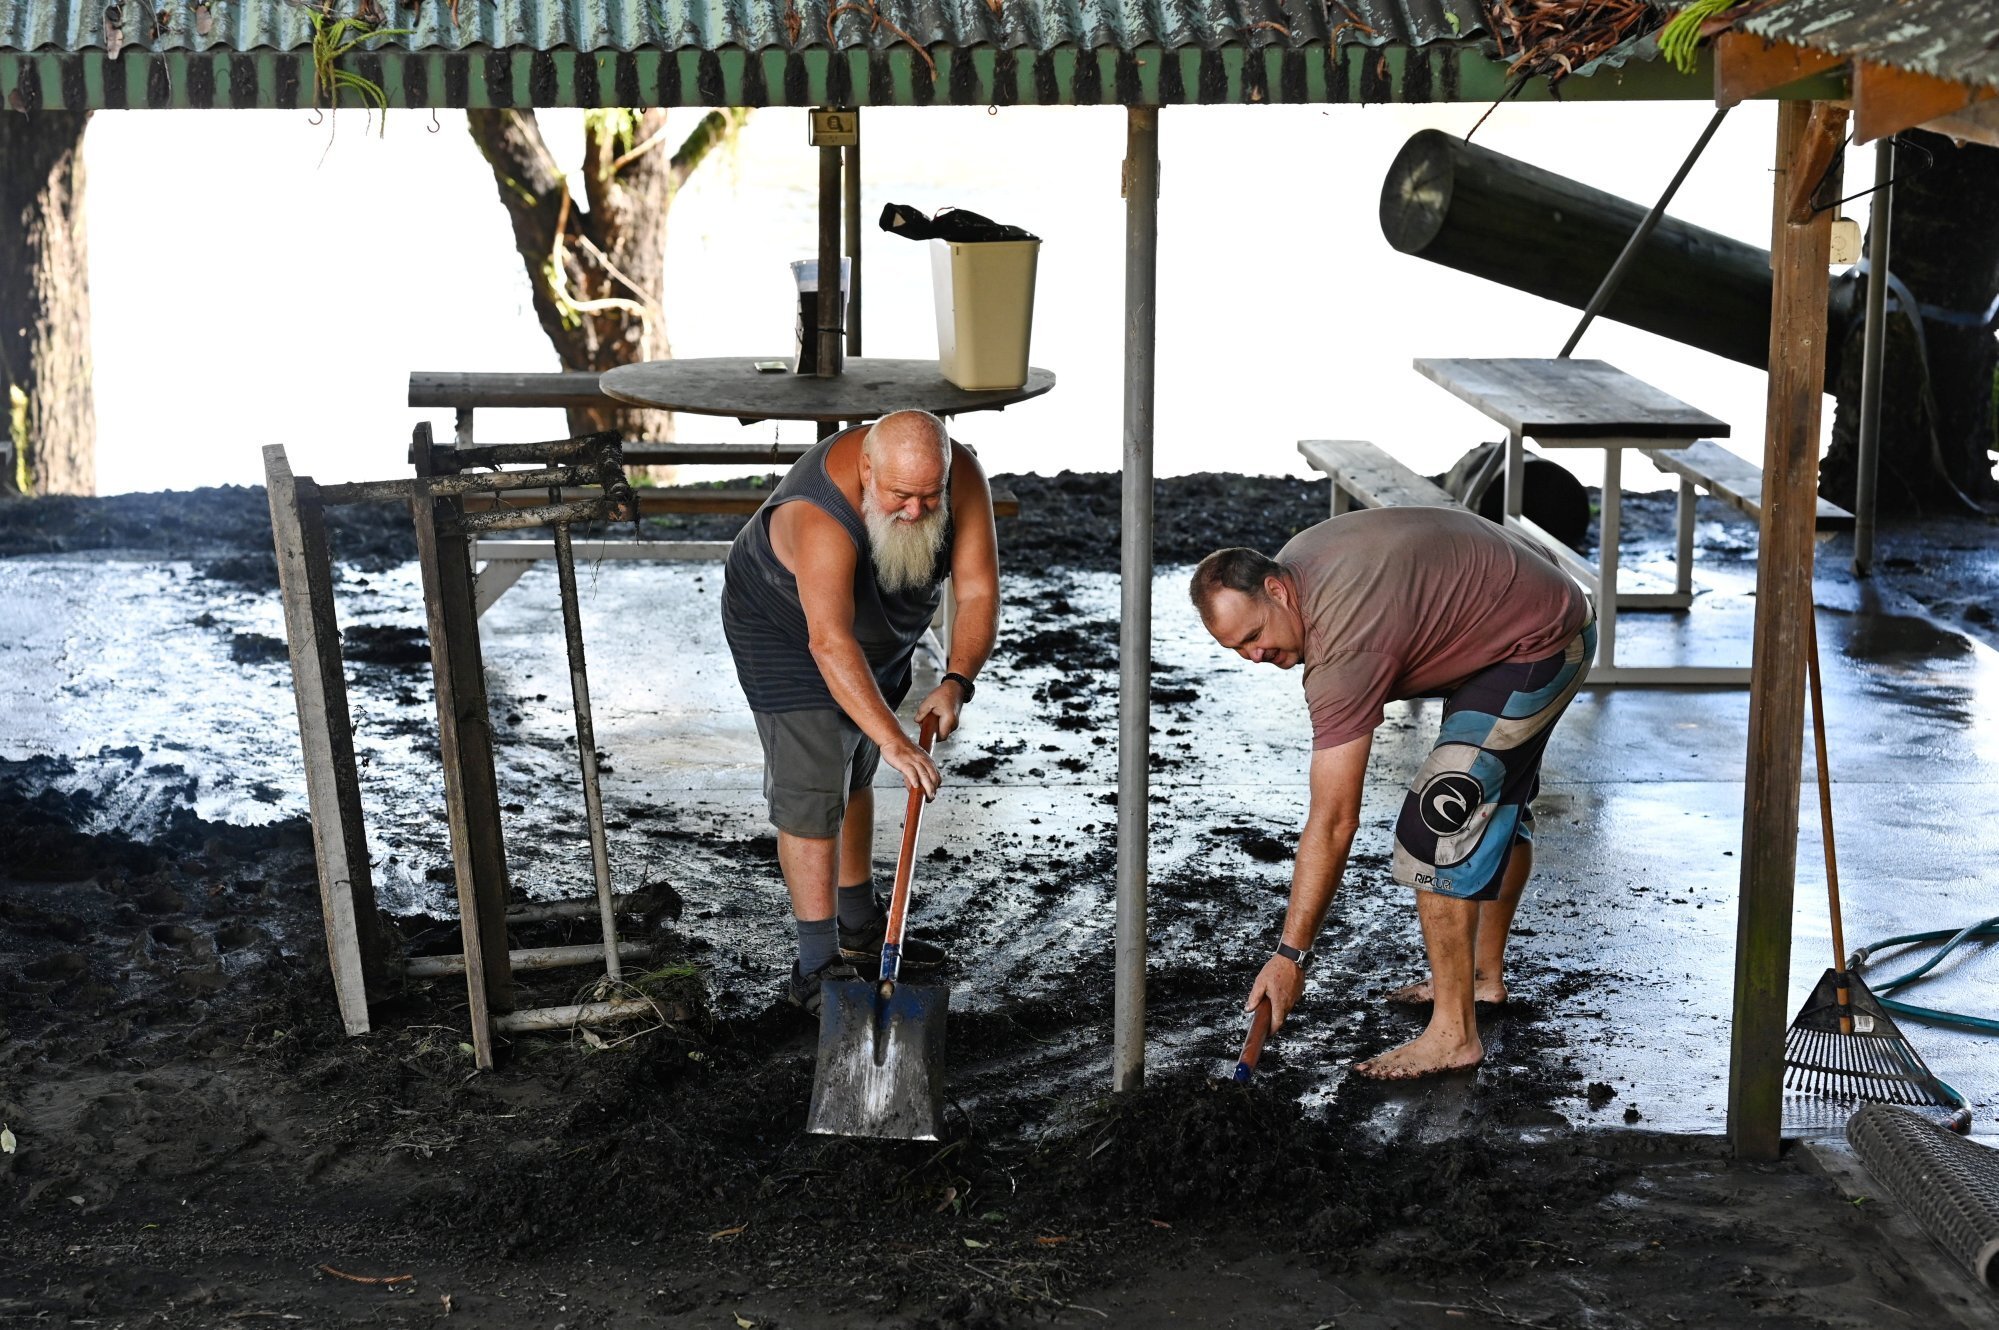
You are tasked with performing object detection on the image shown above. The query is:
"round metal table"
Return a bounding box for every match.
[600,357,1055,423]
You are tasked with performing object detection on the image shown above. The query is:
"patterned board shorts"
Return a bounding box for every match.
[1391,619,1596,902]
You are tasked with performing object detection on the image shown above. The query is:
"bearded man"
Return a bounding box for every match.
[722,410,998,1013]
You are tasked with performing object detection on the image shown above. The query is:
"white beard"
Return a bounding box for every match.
[860,488,948,593]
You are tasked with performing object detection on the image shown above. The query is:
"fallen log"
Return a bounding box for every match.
[1380,129,1857,379]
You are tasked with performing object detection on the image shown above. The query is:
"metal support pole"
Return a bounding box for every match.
[845,110,863,358]
[1113,105,1159,1095]
[816,138,844,379]
[1560,107,1730,359]
[552,520,623,981]
[1853,137,1895,577]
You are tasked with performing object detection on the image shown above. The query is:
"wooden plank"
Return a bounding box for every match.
[1786,101,1851,225]
[458,485,1021,519]
[475,539,733,562]
[1297,439,1462,509]
[1713,32,1846,110]
[1728,100,1844,1164]
[409,423,516,1070]
[1853,59,1987,145]
[601,357,1055,422]
[410,371,606,409]
[262,446,383,1037]
[1640,440,1854,527]
[1413,357,1729,439]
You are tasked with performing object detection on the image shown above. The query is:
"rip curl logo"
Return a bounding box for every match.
[1418,773,1485,836]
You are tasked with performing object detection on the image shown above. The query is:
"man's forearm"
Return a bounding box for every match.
[944,591,997,683]
[1281,815,1356,952]
[809,635,904,748]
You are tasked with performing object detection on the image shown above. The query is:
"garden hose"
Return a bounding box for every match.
[1849,916,1999,1036]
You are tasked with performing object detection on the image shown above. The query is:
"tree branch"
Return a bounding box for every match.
[668,109,750,192]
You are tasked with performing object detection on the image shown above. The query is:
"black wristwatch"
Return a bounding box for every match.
[1275,941,1314,972]
[943,671,977,704]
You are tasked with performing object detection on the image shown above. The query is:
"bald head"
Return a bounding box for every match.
[862,410,951,480]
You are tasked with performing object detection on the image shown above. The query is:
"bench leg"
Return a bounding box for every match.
[1676,478,1696,599]
[1504,430,1526,523]
[455,407,476,448]
[1331,483,1352,517]
[474,557,534,616]
[1597,446,1621,673]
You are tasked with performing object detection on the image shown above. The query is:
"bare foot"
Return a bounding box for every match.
[1384,974,1508,1007]
[1352,1030,1484,1081]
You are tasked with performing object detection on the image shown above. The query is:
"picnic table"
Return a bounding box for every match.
[600,356,1055,423]
[1413,357,1741,686]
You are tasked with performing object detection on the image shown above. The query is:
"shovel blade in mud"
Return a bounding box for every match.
[806,978,948,1141]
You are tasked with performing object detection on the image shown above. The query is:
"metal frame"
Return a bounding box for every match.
[1501,429,1751,687]
[266,429,675,1069]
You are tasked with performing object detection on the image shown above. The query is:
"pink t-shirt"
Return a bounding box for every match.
[1279,508,1588,750]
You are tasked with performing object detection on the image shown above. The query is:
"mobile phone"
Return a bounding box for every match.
[753,360,789,373]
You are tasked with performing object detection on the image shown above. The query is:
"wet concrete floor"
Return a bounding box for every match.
[4,524,1995,1141]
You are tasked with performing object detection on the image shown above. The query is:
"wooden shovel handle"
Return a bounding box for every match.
[1805,606,1845,972]
[880,713,939,977]
[1233,998,1274,1082]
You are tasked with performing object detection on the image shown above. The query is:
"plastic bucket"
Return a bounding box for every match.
[930,239,1039,391]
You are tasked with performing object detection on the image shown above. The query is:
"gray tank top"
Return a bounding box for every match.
[721,427,953,714]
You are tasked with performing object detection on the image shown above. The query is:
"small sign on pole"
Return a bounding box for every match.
[810,107,859,147]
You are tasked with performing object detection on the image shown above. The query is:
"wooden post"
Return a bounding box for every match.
[1727,100,1844,1162]
[409,422,515,1069]
[263,445,384,1036]
[816,127,843,379]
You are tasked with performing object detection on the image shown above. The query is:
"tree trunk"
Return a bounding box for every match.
[1824,130,1999,513]
[0,111,95,497]
[466,108,747,454]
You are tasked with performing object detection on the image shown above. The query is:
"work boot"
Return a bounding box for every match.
[784,958,860,1018]
[838,902,948,973]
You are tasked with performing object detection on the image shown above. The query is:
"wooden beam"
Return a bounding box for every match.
[1853,58,1989,144]
[263,446,385,1036]
[410,422,517,1069]
[1728,100,1844,1163]
[1713,32,1845,109]
[1786,101,1849,224]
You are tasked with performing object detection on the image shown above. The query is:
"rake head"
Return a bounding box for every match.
[1784,968,1958,1110]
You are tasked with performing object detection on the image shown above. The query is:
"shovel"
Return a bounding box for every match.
[1232,997,1274,1082]
[806,714,949,1140]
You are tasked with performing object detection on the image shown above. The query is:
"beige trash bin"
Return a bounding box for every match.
[931,238,1040,391]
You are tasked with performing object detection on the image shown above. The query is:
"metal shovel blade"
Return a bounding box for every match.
[806,977,949,1141]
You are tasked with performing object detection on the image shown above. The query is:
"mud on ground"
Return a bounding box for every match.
[3,475,1994,1327]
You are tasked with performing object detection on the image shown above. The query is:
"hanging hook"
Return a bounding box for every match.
[428,107,441,133]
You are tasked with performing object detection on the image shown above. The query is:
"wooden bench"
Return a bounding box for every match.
[1297,439,1469,516]
[1640,439,1855,530]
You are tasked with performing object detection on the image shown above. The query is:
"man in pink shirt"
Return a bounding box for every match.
[1191,506,1594,1079]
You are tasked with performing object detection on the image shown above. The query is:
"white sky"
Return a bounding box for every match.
[83,98,1847,494]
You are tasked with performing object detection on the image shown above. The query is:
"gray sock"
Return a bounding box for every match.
[838,878,882,930]
[796,916,840,975]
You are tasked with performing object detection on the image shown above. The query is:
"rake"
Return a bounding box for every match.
[1783,607,1968,1126]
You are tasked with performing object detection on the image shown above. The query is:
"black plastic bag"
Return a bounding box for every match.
[879,202,1038,243]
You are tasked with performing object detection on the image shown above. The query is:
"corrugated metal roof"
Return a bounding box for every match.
[1,0,1724,108]
[3,0,1488,59]
[1735,0,1999,93]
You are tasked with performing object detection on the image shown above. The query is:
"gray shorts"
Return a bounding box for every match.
[752,708,881,838]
